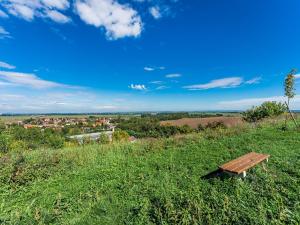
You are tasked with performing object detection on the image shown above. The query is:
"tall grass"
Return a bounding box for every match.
[0,123,299,224]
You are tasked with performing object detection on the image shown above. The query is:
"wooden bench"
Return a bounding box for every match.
[219,152,270,178]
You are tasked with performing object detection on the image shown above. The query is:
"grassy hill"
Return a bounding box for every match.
[0,123,299,224]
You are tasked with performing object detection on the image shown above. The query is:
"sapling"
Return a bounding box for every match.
[284,69,298,127]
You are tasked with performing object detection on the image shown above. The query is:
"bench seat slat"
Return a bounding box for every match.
[219,152,270,174]
[220,152,256,171]
[227,154,267,172]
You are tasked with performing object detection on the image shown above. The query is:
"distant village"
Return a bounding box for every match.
[4,116,137,143]
[7,116,114,130]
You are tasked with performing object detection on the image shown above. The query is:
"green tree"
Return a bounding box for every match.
[284,69,296,106]
[284,69,298,126]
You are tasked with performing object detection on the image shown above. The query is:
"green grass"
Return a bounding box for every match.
[0,124,300,224]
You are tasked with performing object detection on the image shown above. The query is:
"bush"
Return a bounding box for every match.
[45,134,65,149]
[242,101,286,122]
[98,133,110,144]
[112,130,129,142]
[206,121,226,129]
[0,133,12,153]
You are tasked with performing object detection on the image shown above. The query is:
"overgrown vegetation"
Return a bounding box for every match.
[0,120,299,224]
[0,126,65,153]
[116,117,194,138]
[242,101,286,122]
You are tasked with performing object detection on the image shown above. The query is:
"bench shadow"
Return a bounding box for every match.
[201,169,231,180]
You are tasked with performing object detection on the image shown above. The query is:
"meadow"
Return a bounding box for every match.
[160,116,243,129]
[0,120,299,224]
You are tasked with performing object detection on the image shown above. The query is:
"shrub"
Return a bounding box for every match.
[0,133,12,153]
[112,130,129,142]
[98,133,110,144]
[206,121,226,129]
[242,101,286,122]
[45,135,65,149]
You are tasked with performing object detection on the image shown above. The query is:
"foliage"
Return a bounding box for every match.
[0,120,6,133]
[0,133,12,153]
[141,112,224,121]
[112,130,130,142]
[0,123,299,224]
[44,134,65,149]
[284,69,297,102]
[98,133,110,144]
[242,101,286,122]
[117,117,193,138]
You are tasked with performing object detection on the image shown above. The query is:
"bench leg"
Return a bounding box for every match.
[241,171,247,178]
[266,158,269,163]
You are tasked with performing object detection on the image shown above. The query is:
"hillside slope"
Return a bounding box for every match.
[0,125,300,224]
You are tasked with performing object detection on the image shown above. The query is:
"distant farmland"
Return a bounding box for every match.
[160,116,244,129]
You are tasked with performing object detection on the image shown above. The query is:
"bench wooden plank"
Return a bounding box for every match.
[227,154,266,172]
[220,152,256,170]
[219,152,270,175]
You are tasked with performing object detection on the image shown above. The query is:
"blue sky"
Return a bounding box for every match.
[1,0,300,113]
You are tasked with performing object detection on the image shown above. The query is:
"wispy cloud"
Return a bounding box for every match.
[0,61,15,69]
[0,9,8,18]
[144,66,165,71]
[144,67,155,71]
[149,6,161,19]
[0,91,128,113]
[45,9,71,23]
[0,26,11,39]
[149,80,163,84]
[218,95,300,110]
[166,73,181,78]
[184,77,243,90]
[156,85,169,90]
[294,74,300,79]
[129,84,147,90]
[1,0,70,22]
[245,76,261,84]
[0,71,74,89]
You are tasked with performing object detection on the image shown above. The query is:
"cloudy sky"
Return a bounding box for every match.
[1,0,300,113]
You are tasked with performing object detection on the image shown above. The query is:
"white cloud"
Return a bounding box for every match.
[42,0,70,10]
[129,84,146,90]
[149,6,161,19]
[184,77,243,90]
[245,77,261,84]
[0,71,72,89]
[294,74,300,79]
[45,10,71,23]
[144,66,165,71]
[94,105,118,109]
[144,66,155,71]
[6,3,35,21]
[0,61,15,69]
[0,90,131,113]
[166,73,181,78]
[156,85,168,90]
[1,0,70,22]
[0,26,11,39]
[218,95,300,110]
[149,80,163,84]
[75,0,142,39]
[0,9,9,18]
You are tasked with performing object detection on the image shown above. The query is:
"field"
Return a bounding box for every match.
[161,116,244,129]
[0,121,299,224]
